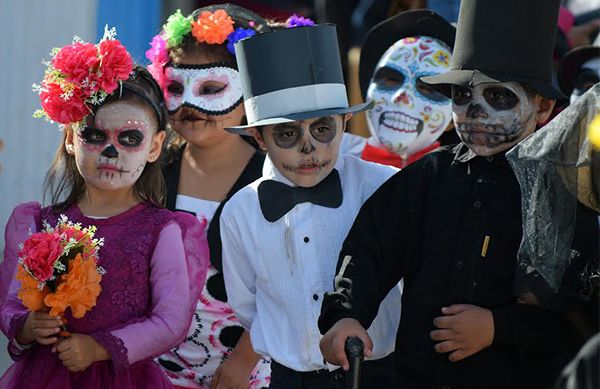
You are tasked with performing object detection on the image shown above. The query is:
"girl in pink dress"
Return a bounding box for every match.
[0,33,209,388]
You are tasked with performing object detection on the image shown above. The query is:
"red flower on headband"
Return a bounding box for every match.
[52,43,100,85]
[191,10,234,45]
[40,82,88,125]
[96,39,134,94]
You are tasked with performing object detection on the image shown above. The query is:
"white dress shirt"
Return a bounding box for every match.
[220,153,402,372]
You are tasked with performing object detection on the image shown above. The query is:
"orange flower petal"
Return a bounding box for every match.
[191,10,234,45]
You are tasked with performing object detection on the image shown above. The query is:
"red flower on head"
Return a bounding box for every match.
[19,232,63,283]
[40,82,89,124]
[96,40,133,94]
[52,43,100,85]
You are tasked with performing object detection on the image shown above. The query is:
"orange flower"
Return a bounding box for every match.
[191,10,234,45]
[44,254,102,318]
[16,265,49,312]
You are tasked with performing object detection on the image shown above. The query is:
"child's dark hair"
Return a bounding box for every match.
[169,4,269,64]
[44,65,169,210]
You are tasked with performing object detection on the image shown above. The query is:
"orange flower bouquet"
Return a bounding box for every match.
[16,215,104,336]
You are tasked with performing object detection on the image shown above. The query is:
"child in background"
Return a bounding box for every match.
[147,5,272,388]
[0,32,208,388]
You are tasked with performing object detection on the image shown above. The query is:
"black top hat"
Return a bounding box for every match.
[226,24,371,134]
[558,45,600,96]
[359,10,456,98]
[422,0,565,100]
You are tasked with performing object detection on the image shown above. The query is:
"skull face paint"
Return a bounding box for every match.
[452,81,538,156]
[366,36,452,159]
[260,116,345,188]
[165,62,243,116]
[74,101,156,191]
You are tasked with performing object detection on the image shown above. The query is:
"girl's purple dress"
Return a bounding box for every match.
[0,202,209,388]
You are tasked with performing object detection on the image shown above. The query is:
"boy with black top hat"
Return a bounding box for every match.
[219,24,402,388]
[318,0,599,388]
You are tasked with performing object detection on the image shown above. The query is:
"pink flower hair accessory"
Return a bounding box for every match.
[33,26,134,128]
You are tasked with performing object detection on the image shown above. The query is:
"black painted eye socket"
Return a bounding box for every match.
[81,127,107,144]
[167,81,184,95]
[118,130,144,148]
[416,79,449,102]
[451,85,472,105]
[373,67,405,90]
[483,87,519,110]
[309,125,336,143]
[272,127,301,149]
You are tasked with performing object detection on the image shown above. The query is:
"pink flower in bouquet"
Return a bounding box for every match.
[19,232,63,282]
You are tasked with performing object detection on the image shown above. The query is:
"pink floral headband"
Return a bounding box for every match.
[145,9,315,92]
[33,27,134,128]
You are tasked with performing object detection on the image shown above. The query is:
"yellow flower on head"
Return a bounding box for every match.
[432,50,450,67]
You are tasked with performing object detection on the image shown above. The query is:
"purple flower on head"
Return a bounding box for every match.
[145,34,169,65]
[226,27,256,55]
[286,14,315,28]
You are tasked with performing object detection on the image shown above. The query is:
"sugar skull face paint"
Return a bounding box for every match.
[366,36,452,159]
[165,62,243,116]
[257,115,346,188]
[74,101,157,190]
[451,81,538,156]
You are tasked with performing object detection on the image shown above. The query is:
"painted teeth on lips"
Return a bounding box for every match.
[382,112,419,132]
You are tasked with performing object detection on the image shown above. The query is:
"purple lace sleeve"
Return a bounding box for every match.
[103,214,208,368]
[89,330,129,374]
[0,203,41,360]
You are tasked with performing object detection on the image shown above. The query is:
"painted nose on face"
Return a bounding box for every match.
[300,139,316,154]
[101,144,119,158]
[466,103,488,119]
[393,89,411,105]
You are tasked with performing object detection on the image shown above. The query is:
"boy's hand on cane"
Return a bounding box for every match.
[431,304,494,362]
[16,311,63,346]
[320,318,373,371]
[55,333,110,372]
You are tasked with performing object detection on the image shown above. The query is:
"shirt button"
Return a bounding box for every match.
[304,236,310,243]
[455,260,464,270]
[473,200,482,208]
[312,294,319,301]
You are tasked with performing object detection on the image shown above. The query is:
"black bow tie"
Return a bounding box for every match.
[258,169,343,222]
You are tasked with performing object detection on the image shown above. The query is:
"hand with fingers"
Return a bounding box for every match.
[54,333,110,372]
[319,318,373,371]
[430,304,494,362]
[16,311,63,346]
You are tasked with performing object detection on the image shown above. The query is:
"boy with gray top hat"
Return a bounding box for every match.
[219,24,402,388]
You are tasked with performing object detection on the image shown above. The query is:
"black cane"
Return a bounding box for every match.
[345,336,364,389]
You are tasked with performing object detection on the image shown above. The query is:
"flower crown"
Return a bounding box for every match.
[146,9,315,91]
[33,26,134,128]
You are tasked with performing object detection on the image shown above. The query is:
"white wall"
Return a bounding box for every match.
[0,0,97,374]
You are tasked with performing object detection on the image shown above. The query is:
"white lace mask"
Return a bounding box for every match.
[164,63,243,116]
[366,36,452,158]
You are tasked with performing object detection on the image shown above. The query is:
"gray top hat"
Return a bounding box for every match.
[226,24,372,134]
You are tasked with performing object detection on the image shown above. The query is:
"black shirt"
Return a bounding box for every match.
[318,144,598,389]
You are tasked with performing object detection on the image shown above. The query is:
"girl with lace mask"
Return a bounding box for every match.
[356,10,456,168]
[146,5,317,389]
[0,31,208,389]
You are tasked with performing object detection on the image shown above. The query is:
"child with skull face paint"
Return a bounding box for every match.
[0,31,208,389]
[358,10,457,169]
[318,0,596,388]
[147,5,273,389]
[219,24,402,389]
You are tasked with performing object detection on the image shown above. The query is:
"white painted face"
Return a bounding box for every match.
[451,81,539,156]
[164,63,243,115]
[366,36,452,159]
[74,101,157,190]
